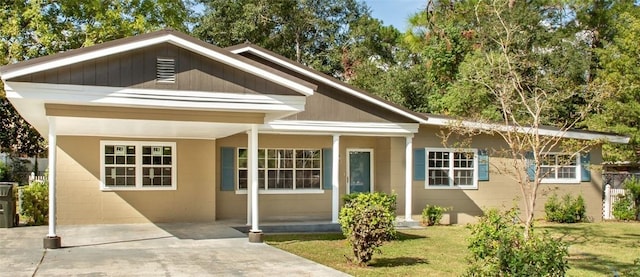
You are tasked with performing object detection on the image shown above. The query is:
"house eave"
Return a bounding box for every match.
[260,120,419,136]
[5,81,306,138]
[425,116,630,144]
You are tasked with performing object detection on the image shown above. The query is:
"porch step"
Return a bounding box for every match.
[233,223,341,234]
[233,220,424,234]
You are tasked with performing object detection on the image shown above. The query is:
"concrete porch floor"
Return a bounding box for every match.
[0,222,350,276]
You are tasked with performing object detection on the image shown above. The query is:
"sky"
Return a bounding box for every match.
[363,0,426,31]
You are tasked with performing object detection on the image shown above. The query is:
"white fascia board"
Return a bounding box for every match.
[5,82,306,112]
[260,120,419,136]
[1,36,170,80]
[2,35,314,96]
[426,116,630,144]
[230,47,427,124]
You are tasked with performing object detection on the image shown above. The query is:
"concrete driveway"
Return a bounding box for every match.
[0,223,350,276]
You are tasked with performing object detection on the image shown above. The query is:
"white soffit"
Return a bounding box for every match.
[426,116,630,144]
[230,47,428,124]
[261,120,419,136]
[1,34,314,96]
[54,117,249,139]
[4,81,306,137]
[5,82,306,112]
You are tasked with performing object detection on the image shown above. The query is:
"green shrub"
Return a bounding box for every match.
[20,180,48,225]
[615,177,640,221]
[613,195,636,221]
[421,204,449,226]
[0,161,8,181]
[465,208,569,276]
[338,192,396,265]
[544,192,586,223]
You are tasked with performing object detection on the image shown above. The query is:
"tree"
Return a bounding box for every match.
[437,0,602,238]
[585,10,640,162]
[0,0,191,157]
[192,0,368,76]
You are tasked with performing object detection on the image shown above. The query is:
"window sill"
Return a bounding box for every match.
[235,189,325,195]
[540,179,581,184]
[101,186,177,191]
[425,185,478,190]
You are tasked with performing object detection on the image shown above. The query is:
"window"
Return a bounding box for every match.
[539,153,579,183]
[101,141,176,190]
[237,148,321,191]
[425,148,478,189]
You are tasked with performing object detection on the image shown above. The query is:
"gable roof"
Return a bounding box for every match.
[226,43,429,124]
[0,29,317,96]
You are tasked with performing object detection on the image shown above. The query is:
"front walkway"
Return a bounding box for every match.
[0,223,350,276]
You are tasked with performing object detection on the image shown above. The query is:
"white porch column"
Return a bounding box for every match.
[405,135,413,221]
[246,130,251,226]
[248,124,263,242]
[331,134,340,223]
[44,117,61,248]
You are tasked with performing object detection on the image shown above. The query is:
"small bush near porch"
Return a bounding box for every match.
[266,222,640,276]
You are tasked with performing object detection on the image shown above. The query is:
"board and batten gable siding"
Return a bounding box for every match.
[11,43,301,96]
[411,124,605,224]
[238,52,410,123]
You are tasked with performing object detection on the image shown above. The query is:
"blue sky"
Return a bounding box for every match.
[363,0,426,31]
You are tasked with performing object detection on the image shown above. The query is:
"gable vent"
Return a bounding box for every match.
[156,57,175,83]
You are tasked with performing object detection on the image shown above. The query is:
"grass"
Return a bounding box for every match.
[265,222,640,276]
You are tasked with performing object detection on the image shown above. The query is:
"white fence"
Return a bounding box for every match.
[603,184,626,220]
[28,172,46,184]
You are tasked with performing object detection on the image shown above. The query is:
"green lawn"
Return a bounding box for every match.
[265,222,640,276]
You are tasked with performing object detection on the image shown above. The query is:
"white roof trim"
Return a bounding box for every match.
[5,82,306,112]
[230,46,427,124]
[426,116,630,144]
[260,120,419,136]
[1,34,314,96]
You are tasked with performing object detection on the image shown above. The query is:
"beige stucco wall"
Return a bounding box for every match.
[54,125,605,225]
[412,125,605,224]
[215,134,397,221]
[56,136,216,224]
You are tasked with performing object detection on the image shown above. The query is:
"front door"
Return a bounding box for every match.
[347,149,373,194]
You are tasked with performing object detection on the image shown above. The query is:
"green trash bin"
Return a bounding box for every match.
[0,183,16,228]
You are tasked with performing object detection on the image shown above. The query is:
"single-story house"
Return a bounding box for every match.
[0,30,628,246]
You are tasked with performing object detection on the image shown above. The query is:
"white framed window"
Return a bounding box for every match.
[237,148,322,192]
[425,148,478,189]
[100,141,177,190]
[539,153,580,184]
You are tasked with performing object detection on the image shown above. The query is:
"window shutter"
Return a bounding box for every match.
[525,151,535,181]
[478,149,489,181]
[322,148,333,190]
[221,147,236,191]
[413,148,426,181]
[580,153,591,182]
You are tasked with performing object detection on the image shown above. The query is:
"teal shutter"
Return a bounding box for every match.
[478,149,489,181]
[414,148,426,181]
[322,148,333,190]
[580,153,591,182]
[221,147,236,191]
[525,152,535,181]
